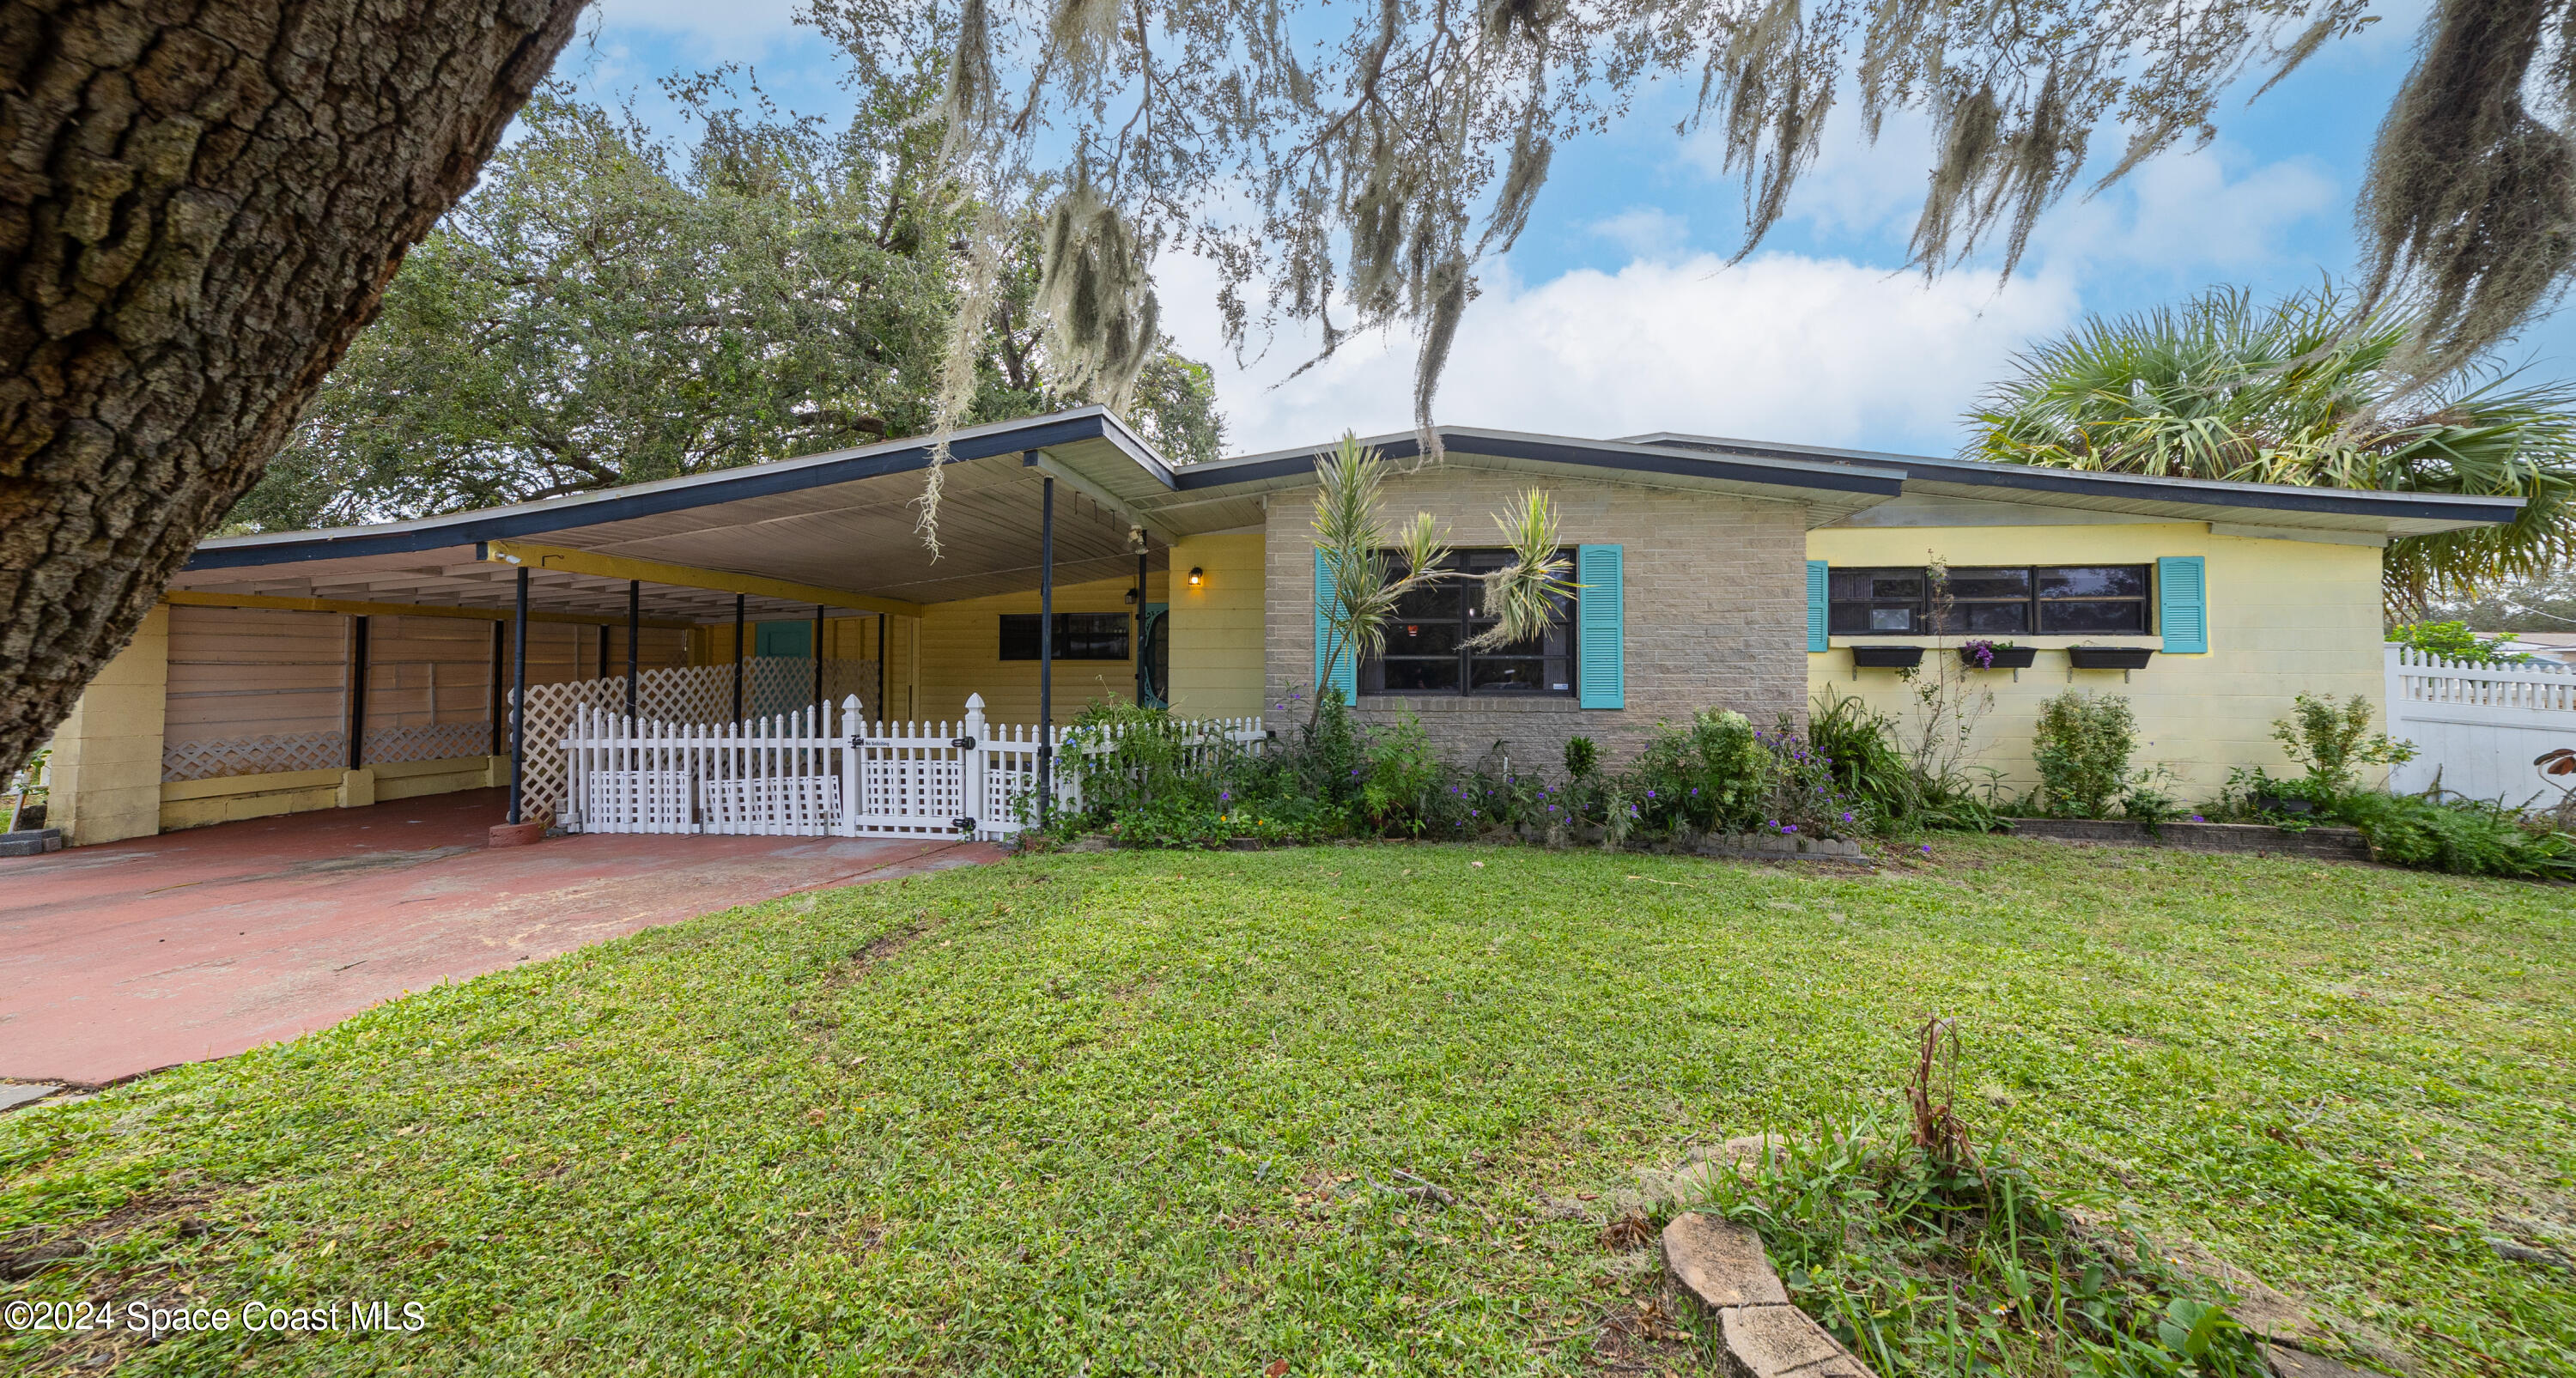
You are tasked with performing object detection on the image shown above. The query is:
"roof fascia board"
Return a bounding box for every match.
[482,540,925,617]
[1174,428,1908,499]
[186,410,1141,572]
[1635,430,2525,527]
[161,589,697,629]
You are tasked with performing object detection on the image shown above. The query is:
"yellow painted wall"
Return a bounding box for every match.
[1806,523,2387,802]
[1166,532,1266,718]
[46,606,171,845]
[912,573,1166,725]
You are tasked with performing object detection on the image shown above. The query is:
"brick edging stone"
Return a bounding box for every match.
[1663,1213,1875,1378]
[2005,817,2371,861]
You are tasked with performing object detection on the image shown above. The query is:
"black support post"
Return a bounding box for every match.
[508,568,530,824]
[488,618,506,757]
[876,613,887,722]
[1135,545,1149,705]
[811,604,824,710]
[346,615,369,769]
[1038,473,1054,826]
[624,580,640,719]
[597,622,609,680]
[732,594,745,724]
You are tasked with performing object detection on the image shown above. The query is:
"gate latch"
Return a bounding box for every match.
[951,736,976,750]
[951,816,977,834]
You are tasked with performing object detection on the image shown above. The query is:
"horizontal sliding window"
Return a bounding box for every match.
[1828,565,2151,637]
[1362,548,1577,696]
[999,612,1131,661]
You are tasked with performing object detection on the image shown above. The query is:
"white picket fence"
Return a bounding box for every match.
[560,694,1267,841]
[2385,645,2576,811]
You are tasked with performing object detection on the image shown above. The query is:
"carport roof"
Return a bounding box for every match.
[173,408,2522,625]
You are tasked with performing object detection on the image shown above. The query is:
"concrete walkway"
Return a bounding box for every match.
[0,789,1002,1085]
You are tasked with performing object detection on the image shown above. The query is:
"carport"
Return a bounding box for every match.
[43,408,1189,850]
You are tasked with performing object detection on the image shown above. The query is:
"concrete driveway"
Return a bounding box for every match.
[0,788,1001,1085]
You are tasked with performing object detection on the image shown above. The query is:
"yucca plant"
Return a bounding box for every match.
[1462,487,1578,651]
[1968,286,2576,616]
[1309,433,1451,722]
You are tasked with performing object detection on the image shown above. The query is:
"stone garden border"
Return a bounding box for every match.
[2004,817,2372,862]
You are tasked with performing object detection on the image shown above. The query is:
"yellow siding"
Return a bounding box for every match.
[913,573,1165,725]
[46,607,171,845]
[1167,532,1266,718]
[1805,523,2386,800]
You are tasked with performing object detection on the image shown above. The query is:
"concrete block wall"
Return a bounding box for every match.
[1805,523,2390,804]
[1263,465,1814,773]
[45,606,171,846]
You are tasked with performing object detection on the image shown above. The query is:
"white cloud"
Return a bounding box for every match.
[2035,151,2339,275]
[1589,207,1692,261]
[1157,251,2081,458]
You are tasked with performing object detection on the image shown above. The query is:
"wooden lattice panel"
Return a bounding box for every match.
[363,721,491,765]
[508,659,869,823]
[161,731,349,782]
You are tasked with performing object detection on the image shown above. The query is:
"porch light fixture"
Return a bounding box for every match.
[1124,587,1139,605]
[1188,567,1205,586]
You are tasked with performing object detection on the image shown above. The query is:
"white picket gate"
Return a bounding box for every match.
[2385,645,2576,811]
[560,694,1267,840]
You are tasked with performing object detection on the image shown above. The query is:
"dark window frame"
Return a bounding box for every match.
[1826,564,2153,638]
[1359,548,1581,698]
[998,612,1132,661]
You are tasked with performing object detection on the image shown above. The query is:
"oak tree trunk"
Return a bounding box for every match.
[0,0,586,774]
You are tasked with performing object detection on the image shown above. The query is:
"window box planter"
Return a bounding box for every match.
[2067,646,2154,671]
[1849,645,1924,670]
[1958,645,2038,671]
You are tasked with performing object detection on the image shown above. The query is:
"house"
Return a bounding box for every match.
[2486,632,2576,666]
[38,407,2520,845]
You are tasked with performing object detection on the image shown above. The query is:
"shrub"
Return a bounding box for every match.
[2273,693,2415,794]
[1356,712,1450,836]
[1563,735,1598,780]
[2387,620,2532,664]
[1630,709,1772,833]
[1809,691,2002,835]
[2032,691,2137,819]
[2330,792,2576,880]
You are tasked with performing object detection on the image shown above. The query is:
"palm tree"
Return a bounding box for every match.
[1966,287,2576,616]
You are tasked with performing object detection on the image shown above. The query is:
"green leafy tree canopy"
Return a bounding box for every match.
[234,76,1224,531]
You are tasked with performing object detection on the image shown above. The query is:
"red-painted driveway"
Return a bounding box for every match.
[0,789,1002,1085]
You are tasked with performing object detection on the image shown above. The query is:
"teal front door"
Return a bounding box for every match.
[1137,604,1169,708]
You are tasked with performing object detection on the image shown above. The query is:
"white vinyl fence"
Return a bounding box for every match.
[561,694,1266,841]
[2385,645,2576,811]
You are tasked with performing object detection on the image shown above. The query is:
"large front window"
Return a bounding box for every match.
[1360,549,1578,696]
[1828,565,2151,636]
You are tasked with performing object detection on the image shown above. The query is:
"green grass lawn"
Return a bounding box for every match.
[3,838,2570,1375]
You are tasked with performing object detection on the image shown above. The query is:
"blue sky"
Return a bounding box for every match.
[553,0,2573,459]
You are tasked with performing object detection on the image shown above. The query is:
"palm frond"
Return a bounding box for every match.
[1968,284,2576,614]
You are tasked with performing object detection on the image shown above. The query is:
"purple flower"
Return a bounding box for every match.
[2190,814,2206,823]
[1841,811,1855,823]
[1919,843,1933,855]
[1784,824,1798,834]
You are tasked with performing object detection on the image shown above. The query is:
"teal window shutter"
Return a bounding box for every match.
[2158,555,2208,653]
[1313,547,1355,702]
[1577,544,1625,708]
[1806,561,1830,653]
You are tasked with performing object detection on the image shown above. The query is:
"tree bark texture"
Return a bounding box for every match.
[0,0,585,773]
